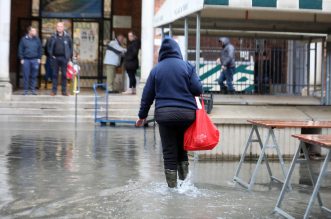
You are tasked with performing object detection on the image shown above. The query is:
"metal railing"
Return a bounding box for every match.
[189,39,324,97]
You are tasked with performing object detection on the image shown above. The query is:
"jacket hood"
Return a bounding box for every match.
[158,37,183,62]
[219,37,230,46]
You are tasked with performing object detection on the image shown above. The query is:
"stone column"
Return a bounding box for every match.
[0,0,12,100]
[139,0,155,94]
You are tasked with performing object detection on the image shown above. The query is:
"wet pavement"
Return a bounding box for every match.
[0,122,330,219]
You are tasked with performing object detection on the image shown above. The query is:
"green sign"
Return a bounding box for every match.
[252,0,277,7]
[205,0,229,5]
[299,0,322,10]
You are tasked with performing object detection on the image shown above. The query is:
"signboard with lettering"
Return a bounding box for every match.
[154,0,204,27]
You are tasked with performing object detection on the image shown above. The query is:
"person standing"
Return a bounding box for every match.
[103,34,126,93]
[123,31,140,95]
[48,22,73,96]
[18,26,42,95]
[136,37,203,188]
[217,37,236,94]
[44,37,53,89]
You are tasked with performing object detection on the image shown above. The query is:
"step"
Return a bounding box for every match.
[0,115,154,124]
[0,108,153,117]
[10,94,141,102]
[0,102,142,110]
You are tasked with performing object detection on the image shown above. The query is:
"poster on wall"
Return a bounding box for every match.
[41,0,102,18]
[73,23,99,62]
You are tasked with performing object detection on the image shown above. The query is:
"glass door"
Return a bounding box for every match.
[73,22,100,87]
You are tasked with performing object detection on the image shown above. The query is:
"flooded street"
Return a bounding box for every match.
[0,122,330,219]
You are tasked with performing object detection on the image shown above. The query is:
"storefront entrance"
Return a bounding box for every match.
[15,0,113,90]
[17,18,106,89]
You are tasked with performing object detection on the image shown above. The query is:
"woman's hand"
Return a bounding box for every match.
[135,118,146,127]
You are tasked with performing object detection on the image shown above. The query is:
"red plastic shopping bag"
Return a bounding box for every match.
[66,61,76,79]
[184,97,220,151]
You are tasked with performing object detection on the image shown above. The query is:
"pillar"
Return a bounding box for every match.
[0,0,12,100]
[326,42,331,105]
[195,12,201,75]
[140,0,155,87]
[184,18,188,61]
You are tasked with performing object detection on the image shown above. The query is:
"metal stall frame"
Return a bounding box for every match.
[153,0,331,105]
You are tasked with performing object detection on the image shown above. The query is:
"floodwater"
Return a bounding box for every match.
[0,122,330,219]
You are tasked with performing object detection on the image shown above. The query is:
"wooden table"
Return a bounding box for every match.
[233,120,331,191]
[274,134,331,219]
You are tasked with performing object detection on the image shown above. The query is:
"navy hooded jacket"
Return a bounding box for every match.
[138,38,203,119]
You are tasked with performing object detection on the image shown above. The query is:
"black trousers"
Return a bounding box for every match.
[126,70,136,88]
[156,107,195,170]
[52,56,68,94]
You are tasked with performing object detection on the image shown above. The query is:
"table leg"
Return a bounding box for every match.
[233,126,257,189]
[248,129,271,191]
[301,142,324,207]
[274,141,302,218]
[270,129,290,186]
[256,127,273,179]
[303,150,331,219]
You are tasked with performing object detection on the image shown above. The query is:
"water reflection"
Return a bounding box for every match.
[0,123,330,218]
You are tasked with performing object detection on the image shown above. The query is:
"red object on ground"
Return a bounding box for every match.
[184,97,220,151]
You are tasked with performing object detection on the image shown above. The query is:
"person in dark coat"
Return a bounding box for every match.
[217,37,236,94]
[136,37,203,188]
[44,37,53,88]
[123,31,141,95]
[18,26,42,95]
[48,22,73,96]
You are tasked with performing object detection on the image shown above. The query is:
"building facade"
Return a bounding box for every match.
[5,0,143,92]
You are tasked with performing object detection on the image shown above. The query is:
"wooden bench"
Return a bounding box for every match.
[274,134,331,219]
[233,120,331,191]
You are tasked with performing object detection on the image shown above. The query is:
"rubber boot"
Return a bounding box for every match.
[178,161,189,180]
[165,169,177,188]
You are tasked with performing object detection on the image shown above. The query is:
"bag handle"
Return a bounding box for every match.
[195,95,205,110]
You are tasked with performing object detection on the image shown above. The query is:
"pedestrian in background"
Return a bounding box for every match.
[18,26,42,95]
[217,37,236,94]
[136,37,203,188]
[123,31,140,95]
[103,34,126,93]
[44,37,53,89]
[48,22,73,96]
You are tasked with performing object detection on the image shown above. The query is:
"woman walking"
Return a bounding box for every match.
[123,31,140,95]
[136,37,203,188]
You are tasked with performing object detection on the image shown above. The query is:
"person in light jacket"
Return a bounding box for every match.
[103,34,126,93]
[136,37,203,188]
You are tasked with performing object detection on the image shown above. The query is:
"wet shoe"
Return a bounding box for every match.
[165,169,177,188]
[122,89,132,95]
[178,161,189,181]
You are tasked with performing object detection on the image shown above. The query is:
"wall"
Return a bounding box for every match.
[112,0,142,38]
